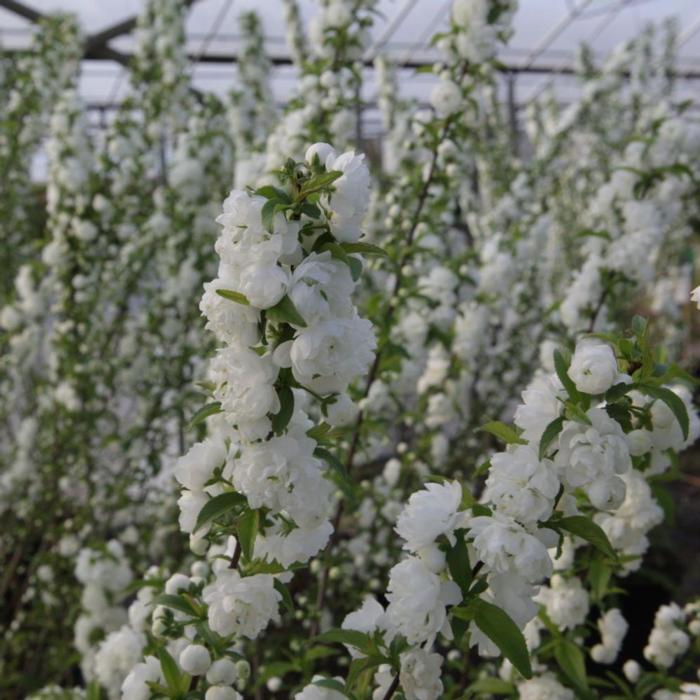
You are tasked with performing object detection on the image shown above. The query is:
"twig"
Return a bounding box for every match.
[229,538,241,569]
[382,674,400,700]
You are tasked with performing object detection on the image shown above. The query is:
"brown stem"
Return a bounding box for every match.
[230,538,241,569]
[588,278,613,333]
[382,674,400,700]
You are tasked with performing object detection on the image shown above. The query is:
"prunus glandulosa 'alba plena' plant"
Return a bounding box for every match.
[2,0,700,699]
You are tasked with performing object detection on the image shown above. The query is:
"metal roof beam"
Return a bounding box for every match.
[0,0,41,23]
[84,0,200,56]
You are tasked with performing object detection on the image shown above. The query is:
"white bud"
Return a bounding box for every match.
[267,676,282,692]
[207,658,237,685]
[623,660,641,682]
[205,688,241,700]
[627,429,652,457]
[179,644,211,676]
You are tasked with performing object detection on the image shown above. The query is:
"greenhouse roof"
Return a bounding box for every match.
[2,0,700,122]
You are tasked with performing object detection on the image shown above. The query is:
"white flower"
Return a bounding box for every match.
[255,521,333,567]
[395,481,464,554]
[200,279,261,345]
[288,251,355,326]
[483,446,559,525]
[644,603,689,668]
[591,608,628,664]
[203,570,281,639]
[341,597,394,658]
[343,597,388,636]
[290,315,375,394]
[323,150,370,242]
[430,79,462,117]
[179,644,211,675]
[95,626,145,700]
[555,407,631,510]
[386,556,461,645]
[535,574,589,630]
[211,348,279,440]
[691,285,700,309]
[518,674,574,700]
[568,339,619,394]
[514,373,564,446]
[121,656,162,700]
[399,648,443,700]
[649,385,700,452]
[174,437,227,492]
[595,470,663,574]
[468,514,553,582]
[178,490,208,534]
[233,434,333,528]
[238,262,290,309]
[325,392,359,427]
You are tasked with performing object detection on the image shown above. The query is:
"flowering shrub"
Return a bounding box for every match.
[1,1,700,699]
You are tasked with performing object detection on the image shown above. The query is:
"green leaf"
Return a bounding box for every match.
[605,382,634,402]
[237,508,260,561]
[576,229,611,242]
[261,198,277,233]
[632,315,648,337]
[320,242,362,280]
[315,447,355,504]
[274,579,295,615]
[86,681,102,700]
[638,384,689,441]
[538,416,564,459]
[471,599,532,679]
[452,615,468,646]
[339,241,387,257]
[346,655,385,688]
[651,482,676,526]
[154,593,199,618]
[467,677,515,695]
[557,516,616,559]
[267,295,307,328]
[158,647,187,694]
[271,385,294,435]
[479,421,527,446]
[554,349,581,402]
[307,422,331,441]
[189,401,222,428]
[588,554,612,601]
[215,288,250,305]
[300,170,343,196]
[555,638,589,692]
[564,400,592,426]
[257,661,299,685]
[315,628,372,653]
[195,491,247,532]
[446,529,471,594]
[347,255,363,281]
[255,185,292,203]
[313,678,348,695]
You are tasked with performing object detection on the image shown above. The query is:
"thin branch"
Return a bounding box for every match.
[382,674,400,700]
